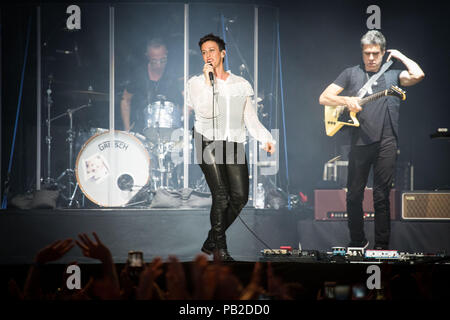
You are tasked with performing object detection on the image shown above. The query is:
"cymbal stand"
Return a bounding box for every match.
[150,138,172,190]
[156,139,166,189]
[153,98,165,189]
[54,101,91,207]
[43,78,55,187]
[68,182,80,207]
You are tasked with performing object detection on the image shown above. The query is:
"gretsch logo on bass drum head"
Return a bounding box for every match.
[97,140,129,152]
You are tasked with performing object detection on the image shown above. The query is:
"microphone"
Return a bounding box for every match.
[208,62,214,85]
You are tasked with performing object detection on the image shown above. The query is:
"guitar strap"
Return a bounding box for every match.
[357,60,393,98]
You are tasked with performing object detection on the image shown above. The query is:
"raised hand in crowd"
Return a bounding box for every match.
[196,254,232,300]
[214,264,243,299]
[24,238,75,299]
[76,232,120,297]
[165,255,190,300]
[191,254,210,299]
[119,263,135,299]
[191,255,243,300]
[76,232,111,262]
[240,261,264,300]
[35,238,75,265]
[135,256,164,300]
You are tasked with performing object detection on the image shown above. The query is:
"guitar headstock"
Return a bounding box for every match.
[387,86,406,101]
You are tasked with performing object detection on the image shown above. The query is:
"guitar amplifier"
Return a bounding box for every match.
[314,189,397,220]
[323,161,349,188]
[402,192,450,220]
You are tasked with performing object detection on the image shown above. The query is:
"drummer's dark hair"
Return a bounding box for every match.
[146,37,167,50]
[198,33,226,52]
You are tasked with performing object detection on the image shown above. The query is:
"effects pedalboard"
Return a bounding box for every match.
[260,246,447,263]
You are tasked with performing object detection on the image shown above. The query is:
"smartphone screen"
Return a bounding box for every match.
[128,251,143,268]
[352,284,367,299]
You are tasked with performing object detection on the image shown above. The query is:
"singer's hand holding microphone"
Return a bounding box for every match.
[264,142,275,155]
[203,62,214,86]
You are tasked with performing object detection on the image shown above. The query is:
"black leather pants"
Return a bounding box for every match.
[195,133,249,250]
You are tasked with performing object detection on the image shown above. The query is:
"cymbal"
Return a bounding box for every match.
[63,90,109,101]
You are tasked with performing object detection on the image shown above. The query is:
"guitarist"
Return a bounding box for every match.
[319,30,424,250]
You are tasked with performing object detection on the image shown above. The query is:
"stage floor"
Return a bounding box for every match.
[1,207,449,264]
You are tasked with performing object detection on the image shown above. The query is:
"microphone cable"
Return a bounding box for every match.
[237,214,277,255]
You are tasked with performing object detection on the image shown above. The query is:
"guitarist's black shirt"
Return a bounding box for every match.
[333,65,403,146]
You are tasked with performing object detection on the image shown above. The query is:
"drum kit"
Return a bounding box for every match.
[44,82,190,208]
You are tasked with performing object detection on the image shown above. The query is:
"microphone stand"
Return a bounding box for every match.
[223,20,254,84]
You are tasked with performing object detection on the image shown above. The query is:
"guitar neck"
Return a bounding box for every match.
[360,90,387,106]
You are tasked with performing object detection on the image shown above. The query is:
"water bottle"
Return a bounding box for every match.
[255,183,265,209]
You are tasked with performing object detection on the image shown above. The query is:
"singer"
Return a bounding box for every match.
[186,34,275,261]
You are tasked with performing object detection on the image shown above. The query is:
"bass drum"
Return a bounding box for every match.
[75,130,150,207]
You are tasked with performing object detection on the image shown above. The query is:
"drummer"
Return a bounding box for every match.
[120,38,183,133]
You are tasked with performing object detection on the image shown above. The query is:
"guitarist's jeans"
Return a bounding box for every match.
[195,132,249,250]
[346,136,397,248]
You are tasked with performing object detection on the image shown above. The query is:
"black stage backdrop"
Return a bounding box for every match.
[1,0,449,202]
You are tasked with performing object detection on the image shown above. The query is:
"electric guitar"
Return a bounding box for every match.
[324,85,406,137]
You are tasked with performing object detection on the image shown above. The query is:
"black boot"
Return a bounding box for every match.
[207,200,244,260]
[201,230,215,255]
[202,230,235,261]
[213,230,235,261]
[214,248,235,262]
[201,190,227,256]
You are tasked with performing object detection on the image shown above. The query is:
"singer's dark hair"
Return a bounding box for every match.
[198,33,226,52]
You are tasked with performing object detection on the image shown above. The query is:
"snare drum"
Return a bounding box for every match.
[75,130,150,207]
[143,100,182,142]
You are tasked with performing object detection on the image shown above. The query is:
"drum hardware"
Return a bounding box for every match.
[148,137,184,191]
[52,102,92,207]
[124,182,154,207]
[193,175,209,193]
[140,98,184,191]
[41,75,95,207]
[43,75,55,188]
[143,99,182,144]
[61,88,109,102]
[45,85,107,207]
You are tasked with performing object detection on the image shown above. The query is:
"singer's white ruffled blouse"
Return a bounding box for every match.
[186,71,275,145]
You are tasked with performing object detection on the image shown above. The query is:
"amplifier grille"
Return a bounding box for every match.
[402,193,450,219]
